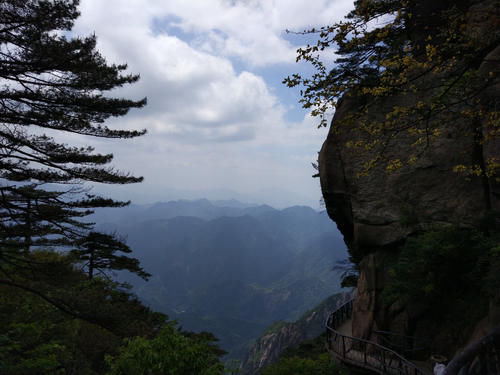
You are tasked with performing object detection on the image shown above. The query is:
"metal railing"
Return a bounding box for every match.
[325,298,430,375]
[374,330,430,356]
[443,326,500,375]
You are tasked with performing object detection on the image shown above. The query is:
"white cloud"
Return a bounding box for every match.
[74,1,288,143]
[71,0,353,206]
[149,0,354,67]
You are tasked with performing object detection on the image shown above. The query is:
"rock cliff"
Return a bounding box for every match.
[319,91,500,339]
[241,291,352,375]
[318,1,500,359]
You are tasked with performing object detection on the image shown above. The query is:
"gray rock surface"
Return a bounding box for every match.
[241,292,352,375]
[318,0,499,352]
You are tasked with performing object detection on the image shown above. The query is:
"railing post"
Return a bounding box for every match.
[342,335,346,358]
[326,298,429,375]
[382,350,386,372]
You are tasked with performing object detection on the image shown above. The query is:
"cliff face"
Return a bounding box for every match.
[241,292,352,375]
[318,4,500,356]
[319,91,500,337]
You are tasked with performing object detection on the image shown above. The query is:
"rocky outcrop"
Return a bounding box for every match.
[318,1,500,357]
[319,94,498,253]
[319,87,499,340]
[241,291,352,375]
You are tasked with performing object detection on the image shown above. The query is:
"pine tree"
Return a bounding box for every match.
[0,184,136,282]
[1,0,146,184]
[72,231,150,280]
[0,1,148,289]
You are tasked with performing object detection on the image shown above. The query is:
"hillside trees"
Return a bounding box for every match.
[0,250,172,374]
[72,231,150,280]
[0,0,147,366]
[285,0,500,178]
[106,324,225,375]
[0,1,229,373]
[260,335,348,375]
[0,0,147,282]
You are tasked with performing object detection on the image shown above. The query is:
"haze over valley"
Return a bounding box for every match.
[92,199,348,361]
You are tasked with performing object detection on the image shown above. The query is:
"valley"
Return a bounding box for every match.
[93,199,348,361]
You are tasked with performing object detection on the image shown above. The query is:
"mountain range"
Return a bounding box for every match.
[92,199,348,361]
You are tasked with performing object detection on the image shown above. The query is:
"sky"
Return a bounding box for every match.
[72,0,355,208]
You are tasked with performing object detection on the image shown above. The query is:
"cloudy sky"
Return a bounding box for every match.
[72,0,354,208]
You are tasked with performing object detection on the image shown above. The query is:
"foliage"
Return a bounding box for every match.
[106,323,225,375]
[383,225,500,345]
[0,5,155,370]
[261,354,340,375]
[0,0,147,285]
[279,334,329,359]
[71,231,150,280]
[0,0,146,185]
[0,184,129,251]
[284,0,500,177]
[0,251,160,374]
[260,335,349,375]
[384,226,499,306]
[0,3,227,374]
[0,250,226,374]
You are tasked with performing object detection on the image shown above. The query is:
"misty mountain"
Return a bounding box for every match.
[92,198,274,224]
[93,199,347,360]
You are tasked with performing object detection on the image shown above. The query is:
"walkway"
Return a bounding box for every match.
[325,299,430,375]
[326,298,500,374]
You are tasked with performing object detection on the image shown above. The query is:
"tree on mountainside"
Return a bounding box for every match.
[0,2,229,373]
[285,0,500,178]
[72,231,150,280]
[0,250,167,374]
[0,0,146,184]
[0,0,146,282]
[106,323,225,375]
[0,184,127,270]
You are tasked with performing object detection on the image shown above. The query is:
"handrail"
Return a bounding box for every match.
[325,298,430,375]
[443,326,500,375]
[374,330,430,355]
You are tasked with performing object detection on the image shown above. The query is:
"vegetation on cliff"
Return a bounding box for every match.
[260,335,349,375]
[242,292,352,374]
[383,225,500,355]
[285,0,499,178]
[287,0,500,366]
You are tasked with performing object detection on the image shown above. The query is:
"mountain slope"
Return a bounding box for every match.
[93,200,348,360]
[242,291,354,375]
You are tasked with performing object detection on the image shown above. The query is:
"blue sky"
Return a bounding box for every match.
[72,0,355,208]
